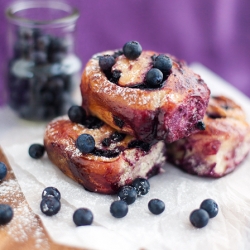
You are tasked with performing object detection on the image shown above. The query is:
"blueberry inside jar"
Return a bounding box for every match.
[5,1,81,121]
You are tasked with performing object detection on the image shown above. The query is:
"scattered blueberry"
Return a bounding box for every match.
[42,187,61,201]
[76,134,95,153]
[131,178,150,196]
[110,200,128,218]
[68,106,86,124]
[99,55,115,71]
[146,68,163,88]
[189,209,209,228]
[196,120,206,130]
[118,186,137,205]
[153,54,172,74]
[200,199,219,218]
[40,196,61,216]
[123,41,142,60]
[73,208,93,226]
[0,204,14,225]
[148,199,165,215]
[28,144,45,159]
[0,162,7,181]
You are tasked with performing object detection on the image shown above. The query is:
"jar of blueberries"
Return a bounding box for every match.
[5,1,82,121]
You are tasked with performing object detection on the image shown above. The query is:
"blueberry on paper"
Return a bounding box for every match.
[123,41,142,60]
[189,209,209,228]
[42,187,61,201]
[118,186,137,205]
[0,204,13,225]
[73,208,93,226]
[40,196,61,216]
[110,200,128,218]
[28,144,45,159]
[200,199,219,218]
[76,134,95,153]
[148,199,165,215]
[0,162,7,181]
[131,178,150,196]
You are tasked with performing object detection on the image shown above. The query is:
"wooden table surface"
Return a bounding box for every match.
[0,147,83,250]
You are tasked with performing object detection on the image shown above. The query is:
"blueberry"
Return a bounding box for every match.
[146,68,163,88]
[200,199,219,218]
[101,138,111,147]
[28,144,45,159]
[189,209,209,228]
[42,187,61,201]
[197,120,206,130]
[84,116,104,129]
[109,70,121,84]
[0,204,14,225]
[76,134,95,153]
[110,132,126,142]
[50,52,66,63]
[73,208,93,226]
[40,196,61,216]
[148,199,165,215]
[99,55,115,71]
[110,200,128,218]
[92,148,121,158]
[0,162,7,181]
[118,186,137,205]
[68,106,86,124]
[153,54,172,74]
[123,41,142,60]
[31,51,47,65]
[36,35,50,50]
[131,178,150,196]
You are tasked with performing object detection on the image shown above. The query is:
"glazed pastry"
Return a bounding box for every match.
[80,49,210,143]
[167,96,250,177]
[44,116,166,194]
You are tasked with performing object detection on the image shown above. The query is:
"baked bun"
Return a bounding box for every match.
[167,96,250,177]
[44,116,166,194]
[80,50,210,143]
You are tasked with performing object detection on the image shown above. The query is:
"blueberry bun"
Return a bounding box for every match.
[44,114,166,194]
[80,41,210,143]
[167,96,250,177]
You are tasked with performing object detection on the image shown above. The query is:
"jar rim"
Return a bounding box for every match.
[5,0,80,27]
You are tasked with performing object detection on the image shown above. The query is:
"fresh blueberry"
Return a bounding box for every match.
[146,68,163,88]
[42,187,61,201]
[31,51,47,65]
[148,199,165,215]
[118,186,137,205]
[76,134,95,153]
[0,162,7,181]
[190,209,209,228]
[73,208,93,226]
[99,55,115,71]
[28,144,45,159]
[153,54,172,74]
[110,200,128,218]
[197,120,206,130]
[131,178,150,196]
[200,199,219,218]
[40,196,61,216]
[35,35,50,50]
[68,106,86,124]
[123,41,142,60]
[0,204,14,225]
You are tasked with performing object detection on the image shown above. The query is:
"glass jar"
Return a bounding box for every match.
[5,0,82,121]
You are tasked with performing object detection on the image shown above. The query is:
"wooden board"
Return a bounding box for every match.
[0,147,84,250]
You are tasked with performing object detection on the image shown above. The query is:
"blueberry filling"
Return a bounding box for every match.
[196,120,206,130]
[112,50,123,59]
[110,132,126,142]
[101,138,112,147]
[123,41,142,60]
[128,140,151,152]
[92,148,121,158]
[0,162,7,181]
[206,112,223,119]
[109,70,121,84]
[113,116,124,128]
[84,116,104,129]
[73,208,93,226]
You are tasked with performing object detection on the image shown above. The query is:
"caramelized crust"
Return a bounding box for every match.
[80,50,210,143]
[44,117,166,194]
[167,96,250,177]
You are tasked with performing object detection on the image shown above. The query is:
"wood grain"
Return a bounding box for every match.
[0,147,83,250]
